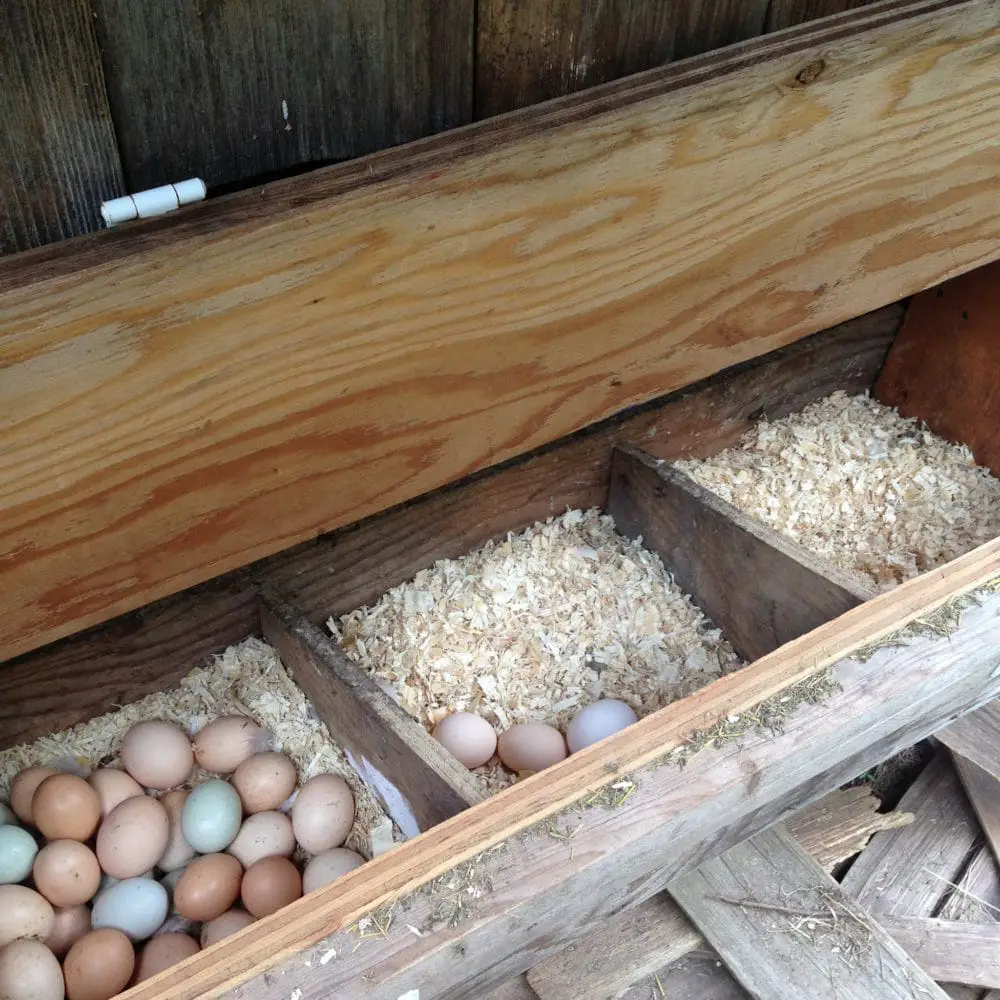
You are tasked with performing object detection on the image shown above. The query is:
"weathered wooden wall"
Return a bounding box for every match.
[2,0,880,254]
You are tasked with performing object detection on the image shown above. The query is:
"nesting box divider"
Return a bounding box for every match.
[607,444,876,661]
[257,588,483,835]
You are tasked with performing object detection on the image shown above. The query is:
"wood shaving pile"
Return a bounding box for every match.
[676,391,1000,592]
[0,637,394,857]
[330,508,741,793]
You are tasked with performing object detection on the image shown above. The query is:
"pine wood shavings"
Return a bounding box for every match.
[676,392,1000,592]
[0,637,394,857]
[330,508,741,793]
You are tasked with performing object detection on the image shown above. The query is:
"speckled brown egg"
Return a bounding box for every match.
[156,790,195,872]
[9,767,56,825]
[45,905,91,958]
[87,769,143,818]
[227,811,295,868]
[63,928,135,1000]
[200,909,254,949]
[240,856,302,918]
[96,795,169,879]
[193,716,267,775]
[173,854,243,923]
[0,938,65,1000]
[134,932,200,982]
[121,721,194,790]
[33,841,102,908]
[291,774,355,853]
[31,775,101,843]
[231,752,297,813]
[497,723,568,774]
[0,885,55,948]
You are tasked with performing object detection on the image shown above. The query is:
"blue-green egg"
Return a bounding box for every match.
[181,780,242,853]
[0,825,38,883]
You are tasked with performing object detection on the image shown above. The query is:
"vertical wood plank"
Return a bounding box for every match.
[766,0,883,32]
[474,0,768,120]
[91,0,475,191]
[0,0,124,253]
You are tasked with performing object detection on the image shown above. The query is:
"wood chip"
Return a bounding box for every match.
[677,391,1000,591]
[330,508,741,792]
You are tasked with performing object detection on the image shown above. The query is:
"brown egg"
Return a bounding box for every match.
[231,752,297,813]
[9,767,56,825]
[241,856,302,918]
[0,885,55,948]
[63,928,135,1000]
[200,909,254,949]
[87,769,143,818]
[302,848,365,895]
[46,905,91,958]
[496,723,568,774]
[120,721,194,790]
[432,712,497,769]
[173,854,243,922]
[227,811,295,868]
[156,790,195,872]
[0,938,65,1000]
[33,841,102,907]
[134,932,200,982]
[31,775,101,843]
[291,774,355,853]
[193,716,267,775]
[96,796,169,879]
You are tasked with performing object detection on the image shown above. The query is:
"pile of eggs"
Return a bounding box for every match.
[432,698,639,773]
[0,715,365,1000]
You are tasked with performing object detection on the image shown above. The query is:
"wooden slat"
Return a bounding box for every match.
[473,0,769,119]
[0,304,903,751]
[938,704,1000,783]
[0,0,992,663]
[952,752,1000,869]
[0,0,124,253]
[90,0,474,192]
[622,953,748,1000]
[877,917,1000,989]
[874,261,1000,476]
[258,591,482,834]
[669,827,950,999]
[607,447,873,661]
[119,537,1000,1000]
[526,787,912,1000]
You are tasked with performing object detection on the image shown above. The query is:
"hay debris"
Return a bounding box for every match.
[677,392,1000,592]
[418,844,507,929]
[0,637,395,857]
[330,508,742,793]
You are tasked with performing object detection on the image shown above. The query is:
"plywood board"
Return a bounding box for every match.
[0,1,993,663]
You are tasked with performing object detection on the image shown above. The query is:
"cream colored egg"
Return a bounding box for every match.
[121,720,194,790]
[291,774,355,853]
[87,769,143,818]
[96,795,170,879]
[432,712,497,769]
[157,789,196,872]
[0,938,64,1000]
[231,752,297,813]
[9,768,56,825]
[302,848,365,895]
[193,716,267,775]
[227,811,295,868]
[45,905,91,958]
[497,723,568,774]
[200,909,254,949]
[0,885,55,948]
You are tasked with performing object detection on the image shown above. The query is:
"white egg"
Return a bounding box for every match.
[92,877,169,942]
[566,699,638,753]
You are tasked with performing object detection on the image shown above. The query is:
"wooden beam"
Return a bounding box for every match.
[0,0,994,662]
[950,751,1000,871]
[938,703,1000,783]
[876,917,1000,989]
[258,591,482,834]
[119,536,1000,1000]
[607,446,873,661]
[0,306,901,751]
[669,827,950,999]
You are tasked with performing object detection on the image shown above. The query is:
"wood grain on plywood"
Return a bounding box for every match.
[0,307,901,751]
[0,0,124,253]
[0,2,992,663]
[118,537,1000,1000]
[877,917,1000,989]
[258,592,482,833]
[607,447,873,661]
[90,0,473,192]
[874,261,1000,476]
[670,828,950,999]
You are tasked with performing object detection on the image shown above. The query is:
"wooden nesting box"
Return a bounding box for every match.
[3,1,1000,998]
